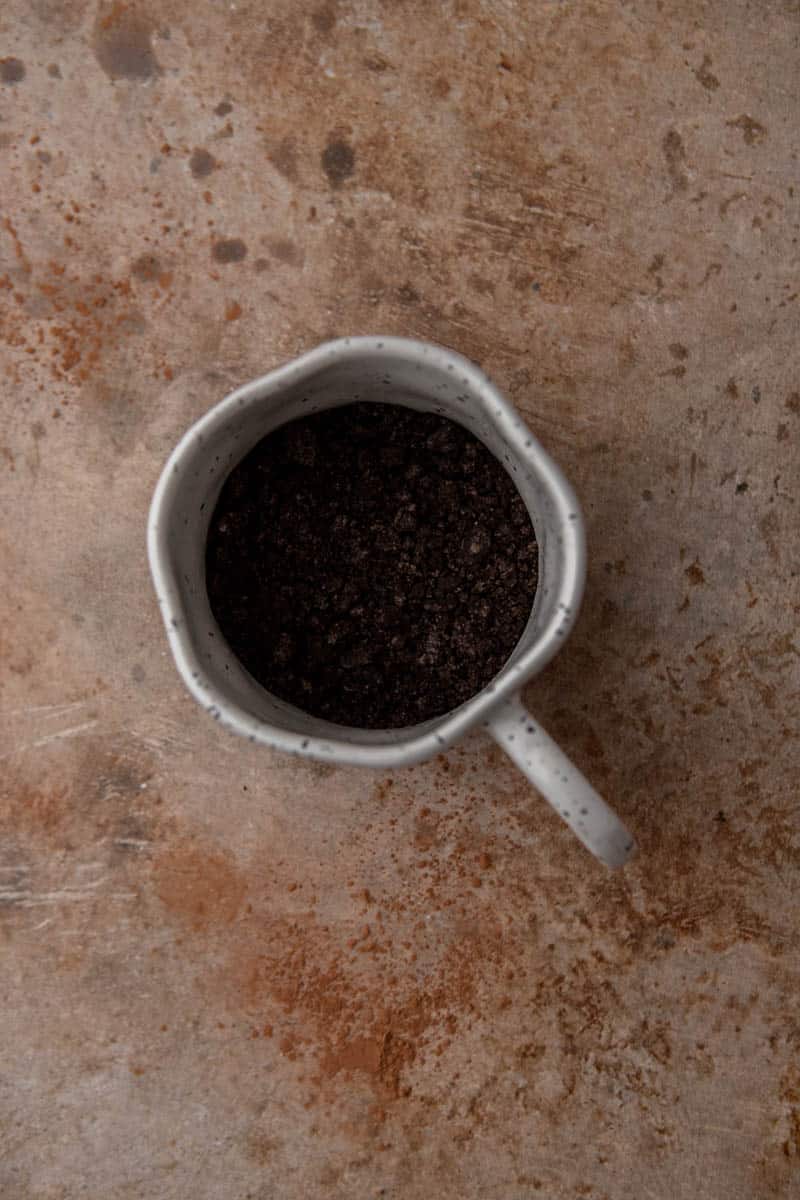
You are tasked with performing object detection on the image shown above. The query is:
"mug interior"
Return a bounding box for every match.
[149,339,584,762]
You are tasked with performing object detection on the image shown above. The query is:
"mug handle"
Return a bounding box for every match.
[486,693,636,868]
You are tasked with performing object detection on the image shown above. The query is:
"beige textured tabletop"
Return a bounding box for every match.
[1,3,799,1198]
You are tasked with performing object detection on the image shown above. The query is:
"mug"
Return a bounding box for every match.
[148,337,636,868]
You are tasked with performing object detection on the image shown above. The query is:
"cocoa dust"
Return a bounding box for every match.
[206,402,538,728]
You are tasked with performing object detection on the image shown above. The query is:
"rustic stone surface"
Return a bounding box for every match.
[1,3,798,1198]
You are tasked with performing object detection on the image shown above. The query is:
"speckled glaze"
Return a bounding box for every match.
[148,337,635,867]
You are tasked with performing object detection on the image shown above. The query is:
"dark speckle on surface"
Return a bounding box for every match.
[397,283,420,304]
[727,114,768,145]
[321,138,356,187]
[270,135,298,182]
[93,7,160,81]
[268,239,304,268]
[1,57,26,84]
[214,99,233,117]
[685,559,706,586]
[189,148,217,179]
[212,238,247,264]
[662,128,688,192]
[311,4,336,33]
[694,54,720,90]
[132,253,163,283]
[46,62,61,78]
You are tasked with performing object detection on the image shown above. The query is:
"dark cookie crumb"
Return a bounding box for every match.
[206,403,538,729]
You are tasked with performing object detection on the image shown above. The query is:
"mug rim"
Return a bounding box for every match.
[148,336,586,767]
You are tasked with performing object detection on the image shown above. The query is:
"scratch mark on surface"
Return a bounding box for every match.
[2,721,100,760]
[31,720,99,748]
[0,887,136,907]
[8,701,90,718]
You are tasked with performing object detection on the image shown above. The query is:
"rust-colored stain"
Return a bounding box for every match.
[0,238,147,384]
[2,782,71,837]
[224,899,481,1099]
[152,843,247,931]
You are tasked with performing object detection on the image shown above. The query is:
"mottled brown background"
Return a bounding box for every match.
[1,2,799,1198]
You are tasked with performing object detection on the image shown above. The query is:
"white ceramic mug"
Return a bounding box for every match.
[148,337,636,868]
